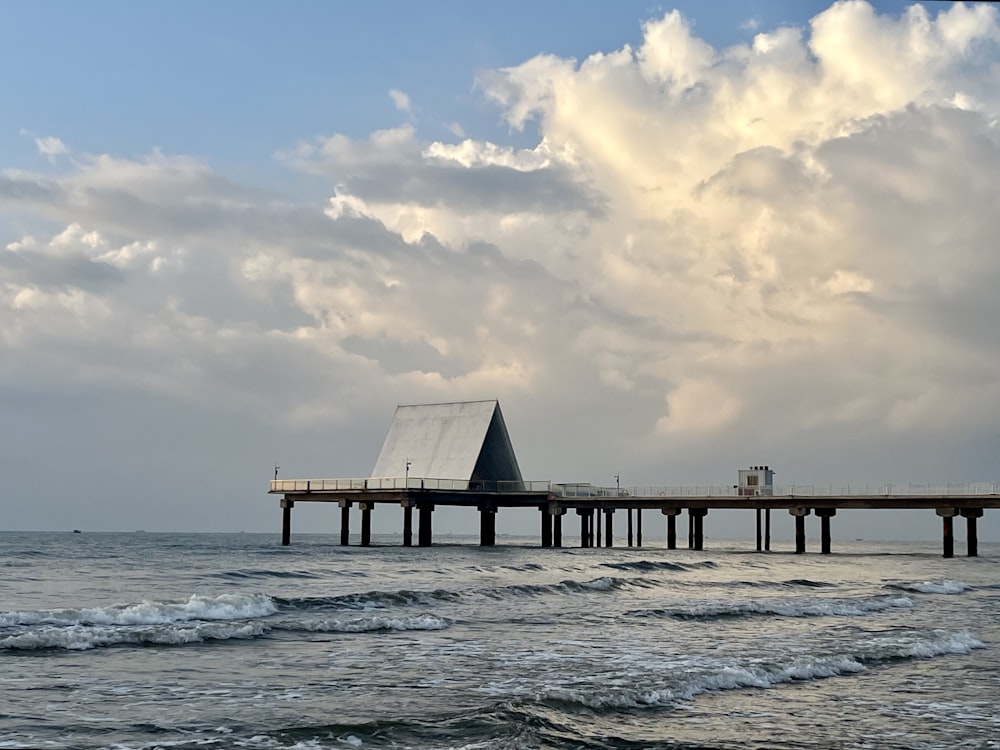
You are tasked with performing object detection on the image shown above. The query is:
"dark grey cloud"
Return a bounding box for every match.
[0,247,124,292]
[343,161,607,216]
[290,128,607,217]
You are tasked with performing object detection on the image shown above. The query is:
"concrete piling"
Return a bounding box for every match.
[936,508,957,558]
[360,503,372,546]
[280,498,294,546]
[402,503,413,547]
[604,509,613,547]
[541,506,553,547]
[689,508,707,550]
[790,508,810,553]
[962,508,983,557]
[815,508,836,554]
[418,504,434,547]
[339,501,351,546]
[480,507,496,546]
[662,508,679,550]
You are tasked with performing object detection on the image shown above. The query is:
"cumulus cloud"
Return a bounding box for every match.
[389,88,412,114]
[3,2,1000,535]
[20,129,69,160]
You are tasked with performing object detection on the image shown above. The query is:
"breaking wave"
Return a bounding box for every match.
[0,592,277,628]
[277,614,450,633]
[1,620,268,651]
[0,593,278,652]
[535,629,984,710]
[885,580,972,595]
[629,594,914,621]
[599,560,716,573]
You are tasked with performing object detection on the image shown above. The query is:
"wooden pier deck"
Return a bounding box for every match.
[269,479,999,557]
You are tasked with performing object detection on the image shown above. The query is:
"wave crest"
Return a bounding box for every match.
[629,595,913,621]
[885,580,971,595]
[0,593,277,629]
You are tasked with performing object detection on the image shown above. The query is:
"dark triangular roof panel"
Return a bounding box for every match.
[471,405,522,482]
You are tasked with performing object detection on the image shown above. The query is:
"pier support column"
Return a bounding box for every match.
[596,509,602,548]
[554,511,563,548]
[688,511,695,549]
[961,508,983,557]
[418,505,434,547]
[662,509,679,550]
[756,508,762,552]
[280,498,294,546]
[627,509,634,547]
[605,509,614,547]
[359,502,373,547]
[790,508,810,554]
[401,502,413,547]
[479,507,496,546]
[636,510,642,548]
[765,509,771,551]
[815,508,836,554]
[937,508,957,558]
[690,508,707,551]
[578,509,590,548]
[339,500,351,546]
[541,506,553,548]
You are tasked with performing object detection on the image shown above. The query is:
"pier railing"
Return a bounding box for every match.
[556,482,1000,498]
[270,478,552,493]
[271,478,999,498]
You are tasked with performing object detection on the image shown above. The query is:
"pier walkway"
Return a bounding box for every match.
[269,478,1000,557]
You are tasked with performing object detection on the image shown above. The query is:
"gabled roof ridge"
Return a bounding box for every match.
[396,399,497,408]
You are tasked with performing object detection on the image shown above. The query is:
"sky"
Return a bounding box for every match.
[2,1,1000,541]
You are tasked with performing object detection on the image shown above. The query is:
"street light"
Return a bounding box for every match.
[405,459,412,485]
[614,473,621,496]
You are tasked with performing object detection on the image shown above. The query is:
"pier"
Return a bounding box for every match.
[269,478,999,557]
[270,401,997,557]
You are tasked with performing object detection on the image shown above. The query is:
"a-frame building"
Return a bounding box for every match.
[370,400,523,484]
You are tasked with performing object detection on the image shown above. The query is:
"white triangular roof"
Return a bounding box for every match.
[370,400,522,481]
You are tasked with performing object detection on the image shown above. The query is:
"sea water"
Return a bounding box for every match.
[1,531,998,749]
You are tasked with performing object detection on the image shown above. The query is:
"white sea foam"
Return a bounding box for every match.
[535,629,983,710]
[576,577,617,591]
[856,629,985,660]
[0,620,269,651]
[890,580,972,595]
[631,594,913,620]
[292,613,450,633]
[0,593,277,628]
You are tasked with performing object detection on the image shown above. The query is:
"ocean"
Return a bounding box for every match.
[1,531,998,750]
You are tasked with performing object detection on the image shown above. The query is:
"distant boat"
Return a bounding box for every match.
[72,529,81,534]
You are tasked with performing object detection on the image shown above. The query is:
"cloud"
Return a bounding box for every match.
[20,130,69,160]
[389,88,412,114]
[3,1,1000,533]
